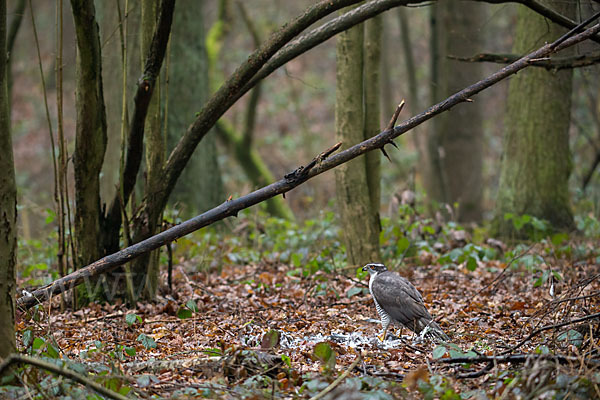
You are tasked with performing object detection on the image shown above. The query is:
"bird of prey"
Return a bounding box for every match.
[362,263,448,341]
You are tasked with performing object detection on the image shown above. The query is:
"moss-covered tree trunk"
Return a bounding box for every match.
[427,1,484,222]
[335,6,381,266]
[169,0,224,216]
[494,1,575,237]
[71,0,107,273]
[0,0,17,360]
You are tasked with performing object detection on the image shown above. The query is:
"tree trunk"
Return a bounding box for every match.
[423,4,446,205]
[428,1,484,222]
[168,0,224,216]
[125,0,164,302]
[364,15,382,237]
[398,7,427,174]
[71,0,107,277]
[335,6,380,266]
[0,0,17,359]
[494,1,576,237]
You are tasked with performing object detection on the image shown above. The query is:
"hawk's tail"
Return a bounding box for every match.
[420,319,449,341]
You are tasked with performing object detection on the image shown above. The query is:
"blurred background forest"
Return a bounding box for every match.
[10,0,597,243]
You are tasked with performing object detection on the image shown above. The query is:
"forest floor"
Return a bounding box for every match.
[11,233,600,399]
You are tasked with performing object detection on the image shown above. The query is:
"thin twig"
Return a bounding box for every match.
[380,100,404,162]
[503,312,600,354]
[309,356,361,400]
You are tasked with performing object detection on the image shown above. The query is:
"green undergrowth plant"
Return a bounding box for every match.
[17,209,60,286]
[169,208,346,277]
[6,328,136,399]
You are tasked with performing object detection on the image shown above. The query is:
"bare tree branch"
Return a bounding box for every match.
[502,311,600,354]
[159,0,367,213]
[449,51,600,70]
[16,20,600,311]
[159,0,597,216]
[476,0,600,44]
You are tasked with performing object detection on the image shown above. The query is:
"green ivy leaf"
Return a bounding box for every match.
[448,349,465,359]
[535,345,550,355]
[45,209,56,225]
[281,354,291,367]
[346,287,363,298]
[313,342,336,370]
[136,374,158,388]
[125,313,141,326]
[432,345,447,359]
[186,299,198,312]
[22,330,33,348]
[291,252,303,267]
[177,307,193,320]
[531,217,547,231]
[45,343,60,359]
[136,333,157,349]
[551,233,569,247]
[32,337,45,351]
[124,346,136,356]
[118,386,132,396]
[466,256,478,272]
[396,236,410,255]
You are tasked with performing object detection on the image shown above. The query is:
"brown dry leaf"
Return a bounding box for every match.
[404,366,430,390]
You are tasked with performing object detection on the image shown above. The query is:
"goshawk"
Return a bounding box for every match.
[363,263,448,341]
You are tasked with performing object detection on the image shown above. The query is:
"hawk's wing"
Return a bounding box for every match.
[371,271,433,333]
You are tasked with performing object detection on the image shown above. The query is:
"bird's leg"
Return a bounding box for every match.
[378,320,389,341]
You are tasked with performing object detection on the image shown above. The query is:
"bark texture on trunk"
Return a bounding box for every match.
[71,0,107,274]
[364,15,382,238]
[0,0,17,359]
[335,6,381,266]
[169,0,224,216]
[495,1,575,237]
[428,0,484,222]
[128,0,163,301]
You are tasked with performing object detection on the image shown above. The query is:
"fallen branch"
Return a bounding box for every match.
[449,51,600,70]
[503,311,600,354]
[16,18,600,311]
[435,353,600,366]
[0,354,129,400]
